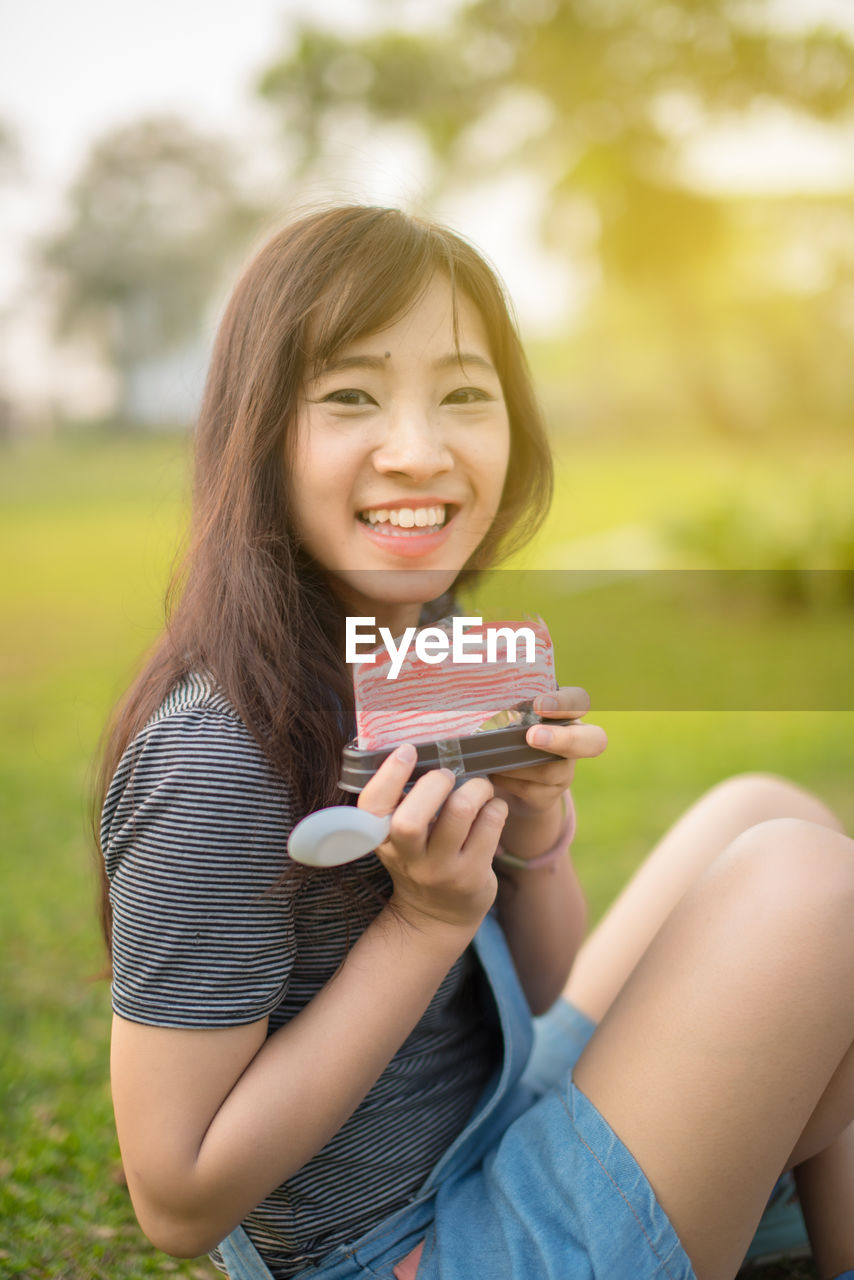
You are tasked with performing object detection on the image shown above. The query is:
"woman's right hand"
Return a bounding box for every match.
[357,743,508,935]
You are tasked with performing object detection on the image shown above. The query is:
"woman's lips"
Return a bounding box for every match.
[356,509,457,559]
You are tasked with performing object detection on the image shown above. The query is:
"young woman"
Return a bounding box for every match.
[97,205,854,1280]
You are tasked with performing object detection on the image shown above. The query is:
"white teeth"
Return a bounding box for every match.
[361,505,447,529]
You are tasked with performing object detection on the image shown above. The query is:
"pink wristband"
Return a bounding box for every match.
[493,790,576,873]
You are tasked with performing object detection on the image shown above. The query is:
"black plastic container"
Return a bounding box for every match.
[339,718,572,794]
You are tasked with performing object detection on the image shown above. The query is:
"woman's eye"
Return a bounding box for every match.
[442,387,489,406]
[323,388,377,407]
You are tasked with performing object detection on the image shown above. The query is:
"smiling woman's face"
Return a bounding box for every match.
[289,273,511,633]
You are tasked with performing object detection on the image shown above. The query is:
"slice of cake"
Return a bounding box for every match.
[353,617,557,750]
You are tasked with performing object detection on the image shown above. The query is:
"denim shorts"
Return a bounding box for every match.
[418,996,695,1280]
[217,916,696,1280]
[218,914,696,1280]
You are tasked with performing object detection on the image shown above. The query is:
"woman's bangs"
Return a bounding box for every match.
[304,226,444,372]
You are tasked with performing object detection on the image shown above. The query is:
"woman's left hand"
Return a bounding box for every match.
[491,686,607,818]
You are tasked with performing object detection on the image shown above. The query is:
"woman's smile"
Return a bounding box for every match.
[355,499,457,558]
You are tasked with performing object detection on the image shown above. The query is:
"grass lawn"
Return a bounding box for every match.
[1,429,851,1278]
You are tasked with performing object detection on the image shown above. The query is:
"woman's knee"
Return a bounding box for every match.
[701,772,845,836]
[716,817,854,935]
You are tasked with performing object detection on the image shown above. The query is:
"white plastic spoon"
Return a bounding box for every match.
[287,806,392,867]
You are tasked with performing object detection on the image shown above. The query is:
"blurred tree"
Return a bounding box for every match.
[257,0,854,435]
[41,116,266,422]
[0,120,26,436]
[0,119,23,180]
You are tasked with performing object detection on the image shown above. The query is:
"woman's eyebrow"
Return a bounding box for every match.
[315,354,388,375]
[314,351,497,376]
[434,352,497,375]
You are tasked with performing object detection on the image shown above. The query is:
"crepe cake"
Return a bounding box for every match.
[353,618,557,750]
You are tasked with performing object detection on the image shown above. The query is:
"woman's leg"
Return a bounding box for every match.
[563,774,851,1278]
[571,817,854,1280]
[795,1120,854,1277]
[564,772,845,1023]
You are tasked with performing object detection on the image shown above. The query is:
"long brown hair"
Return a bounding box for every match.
[94,204,553,950]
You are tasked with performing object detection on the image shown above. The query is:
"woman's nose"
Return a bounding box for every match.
[372,407,453,480]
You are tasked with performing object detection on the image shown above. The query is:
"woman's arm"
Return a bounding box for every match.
[493,802,588,1014]
[490,688,607,1014]
[112,902,472,1258]
[111,748,503,1259]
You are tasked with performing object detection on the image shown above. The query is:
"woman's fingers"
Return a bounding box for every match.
[362,768,502,933]
[358,746,490,859]
[527,685,607,759]
[491,691,606,814]
[459,795,510,858]
[534,686,591,720]
[387,768,458,854]
[357,742,419,818]
[494,768,573,801]
[427,776,497,857]
[526,721,608,760]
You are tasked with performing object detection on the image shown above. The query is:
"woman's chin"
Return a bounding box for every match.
[333,568,460,620]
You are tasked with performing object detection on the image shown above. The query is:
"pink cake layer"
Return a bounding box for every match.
[354,619,557,750]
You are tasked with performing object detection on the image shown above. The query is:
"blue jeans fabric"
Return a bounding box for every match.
[217,913,697,1280]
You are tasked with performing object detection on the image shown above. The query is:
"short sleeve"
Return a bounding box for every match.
[101,698,296,1028]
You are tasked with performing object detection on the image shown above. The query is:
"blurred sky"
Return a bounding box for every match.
[2,0,854,409]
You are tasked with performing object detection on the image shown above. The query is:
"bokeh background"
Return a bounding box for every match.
[2,1,853,1275]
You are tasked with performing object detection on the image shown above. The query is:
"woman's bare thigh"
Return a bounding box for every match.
[572,818,854,1280]
[565,772,845,1023]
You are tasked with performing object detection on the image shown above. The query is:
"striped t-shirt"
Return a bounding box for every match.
[101,674,499,1277]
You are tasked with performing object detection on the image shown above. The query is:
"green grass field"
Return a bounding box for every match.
[2,429,852,1278]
